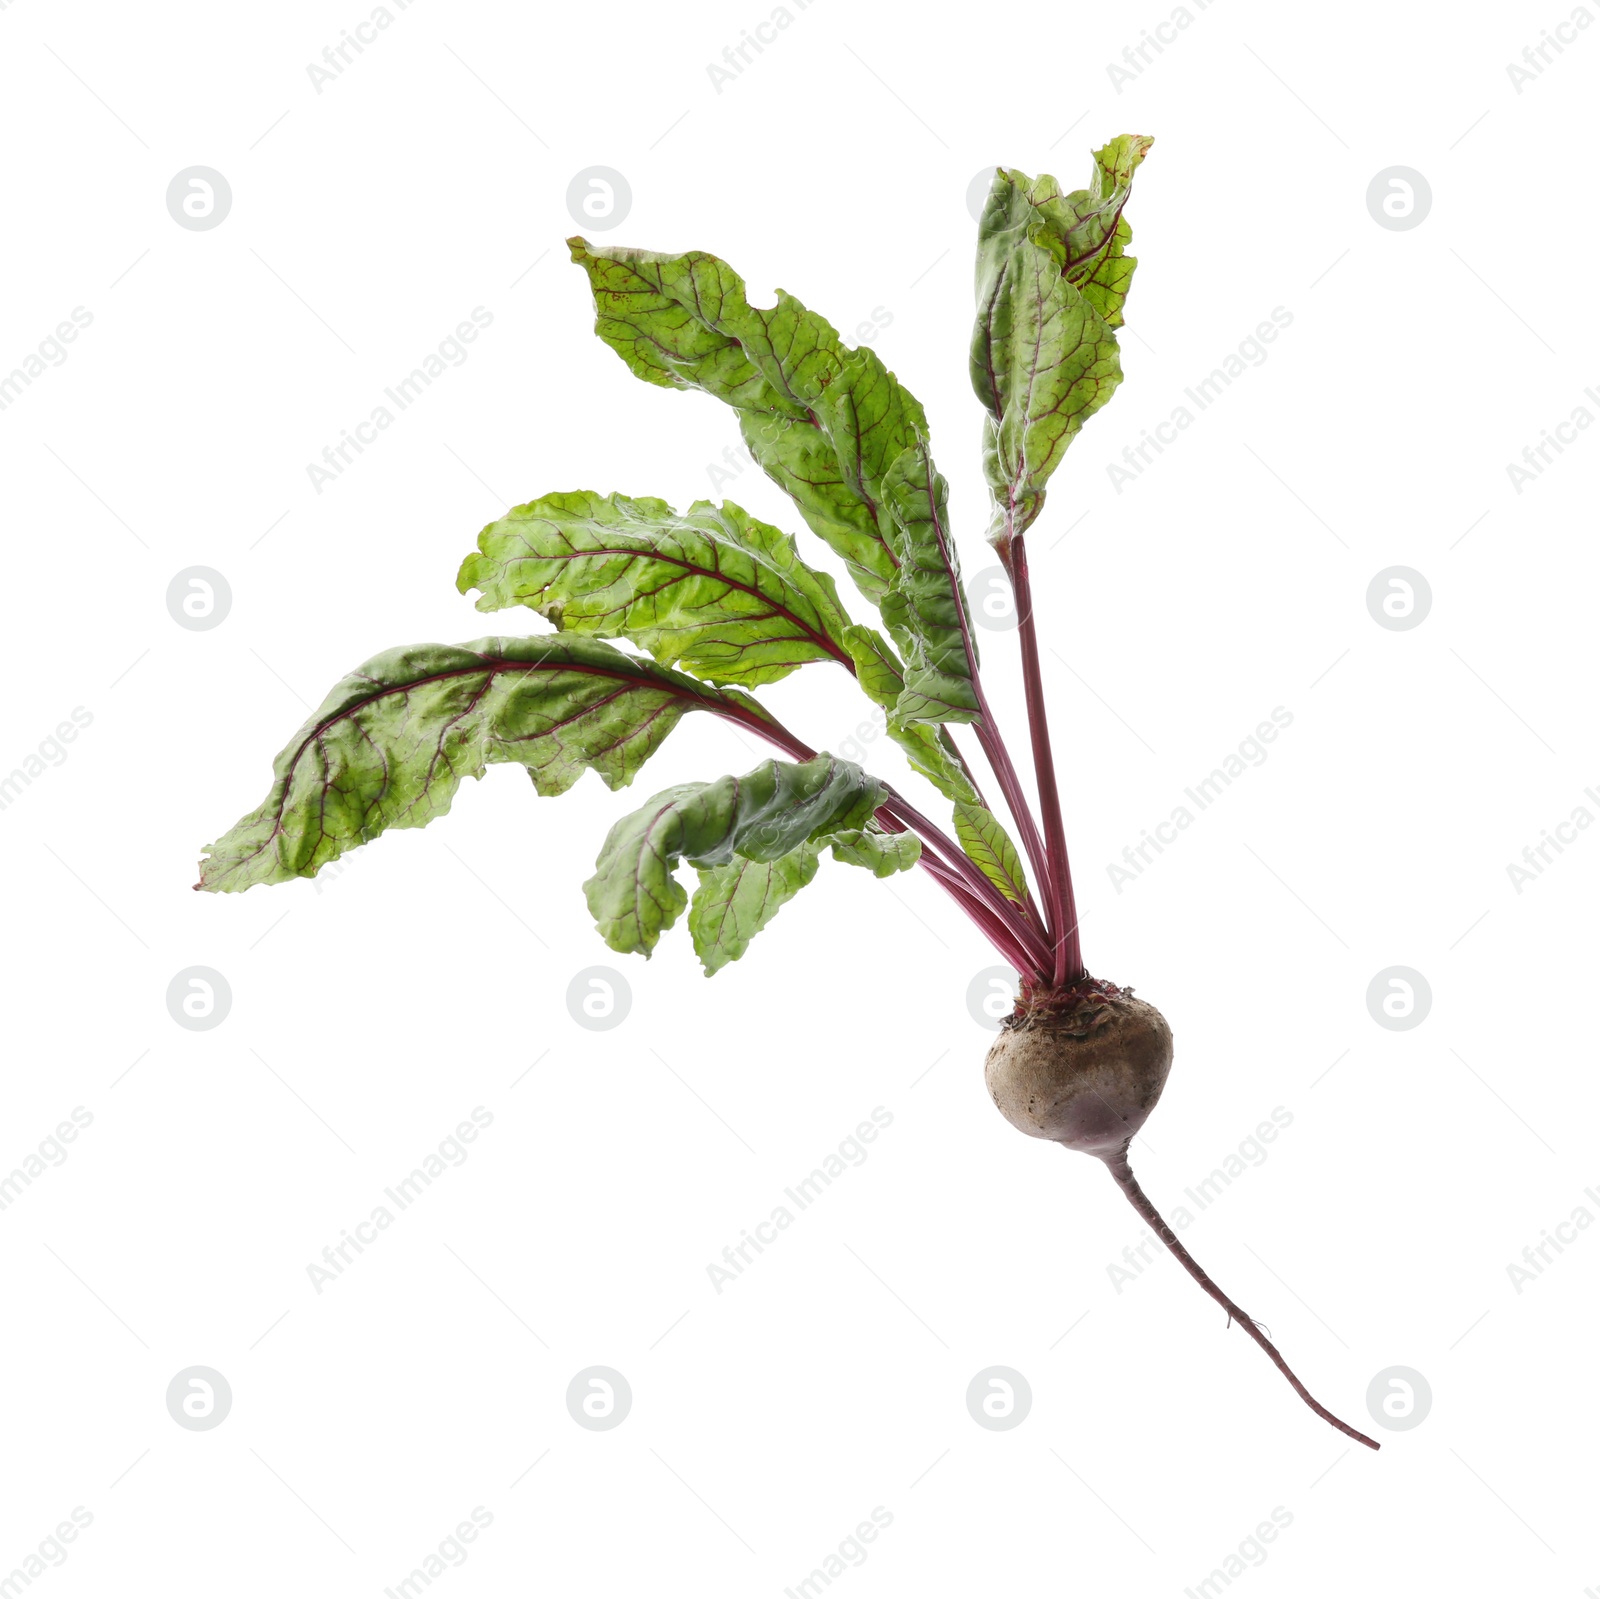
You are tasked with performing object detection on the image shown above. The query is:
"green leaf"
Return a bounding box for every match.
[970,138,1152,547]
[584,754,884,957]
[458,490,854,688]
[975,244,1122,548]
[840,621,1026,894]
[977,137,1152,332]
[827,827,921,878]
[841,623,909,708]
[197,635,771,893]
[880,444,980,725]
[689,846,821,975]
[953,801,1031,905]
[841,624,981,806]
[568,237,932,617]
[686,819,918,975]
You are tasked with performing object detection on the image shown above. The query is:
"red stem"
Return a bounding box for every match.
[920,855,1039,973]
[939,725,1046,934]
[970,706,1054,944]
[882,791,1053,972]
[907,441,1055,970]
[748,646,1049,966]
[1104,1146,1380,1450]
[1007,537,1081,986]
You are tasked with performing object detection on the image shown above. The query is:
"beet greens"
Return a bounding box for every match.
[198,136,1378,1451]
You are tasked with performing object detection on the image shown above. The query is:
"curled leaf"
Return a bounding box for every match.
[585,754,884,957]
[827,828,921,879]
[971,138,1151,547]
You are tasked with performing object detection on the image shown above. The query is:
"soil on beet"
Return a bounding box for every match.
[984,991,1173,1156]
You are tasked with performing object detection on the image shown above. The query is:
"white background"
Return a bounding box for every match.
[2,0,1597,1593]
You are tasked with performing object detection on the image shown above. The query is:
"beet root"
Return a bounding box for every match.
[984,992,1173,1157]
[984,980,1380,1450]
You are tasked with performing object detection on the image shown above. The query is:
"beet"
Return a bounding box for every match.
[986,984,1379,1451]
